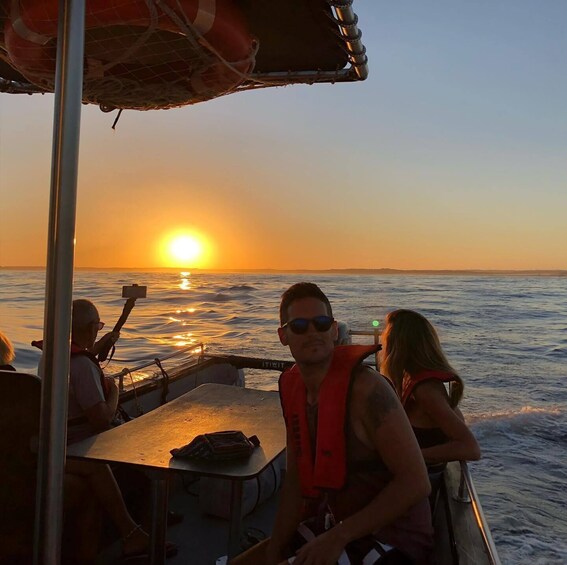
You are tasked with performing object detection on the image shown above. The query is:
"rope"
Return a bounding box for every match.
[253,475,261,512]
[326,19,368,67]
[155,0,259,86]
[98,344,116,369]
[327,11,359,32]
[155,358,170,405]
[124,368,144,417]
[93,0,160,76]
[181,473,200,496]
[107,344,203,374]
[269,461,279,498]
[325,1,368,74]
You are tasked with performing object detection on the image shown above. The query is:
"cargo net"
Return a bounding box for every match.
[2,0,258,110]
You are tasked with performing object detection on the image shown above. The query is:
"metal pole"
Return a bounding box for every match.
[34,0,85,562]
[149,473,170,565]
[228,480,244,559]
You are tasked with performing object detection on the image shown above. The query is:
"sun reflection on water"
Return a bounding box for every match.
[176,308,196,314]
[173,332,196,347]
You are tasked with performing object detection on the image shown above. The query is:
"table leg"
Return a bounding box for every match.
[228,479,243,559]
[149,472,169,565]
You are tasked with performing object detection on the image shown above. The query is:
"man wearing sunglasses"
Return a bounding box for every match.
[66,299,121,442]
[264,283,433,564]
[35,299,120,441]
[36,299,171,561]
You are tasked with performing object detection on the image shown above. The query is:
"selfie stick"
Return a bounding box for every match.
[97,284,147,363]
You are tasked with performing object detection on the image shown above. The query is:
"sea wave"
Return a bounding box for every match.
[226,284,257,291]
[469,405,563,422]
[496,531,567,564]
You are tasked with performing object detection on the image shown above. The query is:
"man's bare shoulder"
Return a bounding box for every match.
[352,364,394,395]
[352,365,401,429]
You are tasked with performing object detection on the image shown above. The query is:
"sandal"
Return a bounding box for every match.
[121,524,178,562]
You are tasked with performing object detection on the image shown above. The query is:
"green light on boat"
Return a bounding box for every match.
[372,320,380,327]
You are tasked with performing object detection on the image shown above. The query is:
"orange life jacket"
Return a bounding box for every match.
[279,344,379,499]
[401,370,456,406]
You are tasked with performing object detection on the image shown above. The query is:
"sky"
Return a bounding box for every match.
[1,1,566,271]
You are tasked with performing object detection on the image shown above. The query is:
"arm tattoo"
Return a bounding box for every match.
[365,382,399,429]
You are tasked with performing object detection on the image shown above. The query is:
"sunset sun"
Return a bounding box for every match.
[161,232,208,267]
[170,236,201,262]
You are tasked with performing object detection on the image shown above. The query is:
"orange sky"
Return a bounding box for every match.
[1,2,566,271]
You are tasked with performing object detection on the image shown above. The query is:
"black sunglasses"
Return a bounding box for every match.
[92,321,105,331]
[282,316,335,335]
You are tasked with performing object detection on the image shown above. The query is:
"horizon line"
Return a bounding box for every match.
[2,266,566,276]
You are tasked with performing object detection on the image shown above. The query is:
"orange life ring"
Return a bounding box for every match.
[4,0,257,109]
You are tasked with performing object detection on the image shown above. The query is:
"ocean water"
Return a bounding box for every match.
[1,269,566,563]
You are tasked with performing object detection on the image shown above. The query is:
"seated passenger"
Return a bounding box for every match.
[235,283,433,565]
[0,330,16,371]
[38,299,177,561]
[380,310,481,499]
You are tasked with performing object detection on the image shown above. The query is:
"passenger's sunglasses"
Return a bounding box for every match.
[282,316,334,335]
[92,321,105,331]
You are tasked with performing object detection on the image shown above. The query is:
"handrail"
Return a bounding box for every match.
[349,329,380,337]
[205,354,294,372]
[107,343,205,378]
[113,349,294,379]
[458,461,501,565]
[110,347,294,392]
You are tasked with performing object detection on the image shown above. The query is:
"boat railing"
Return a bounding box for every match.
[108,343,206,391]
[108,345,296,393]
[349,329,381,339]
[457,461,501,565]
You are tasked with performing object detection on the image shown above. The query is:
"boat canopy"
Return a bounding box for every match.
[0,0,368,110]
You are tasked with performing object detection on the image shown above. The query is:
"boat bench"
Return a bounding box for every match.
[0,370,104,563]
[0,370,42,560]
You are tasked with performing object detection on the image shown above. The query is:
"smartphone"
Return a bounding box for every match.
[122,284,147,299]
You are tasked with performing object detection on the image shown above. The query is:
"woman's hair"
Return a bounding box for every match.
[0,330,16,366]
[381,309,463,407]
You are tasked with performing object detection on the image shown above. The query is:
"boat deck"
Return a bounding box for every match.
[96,474,280,565]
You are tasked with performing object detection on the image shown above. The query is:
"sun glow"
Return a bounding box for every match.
[171,236,201,262]
[161,232,208,267]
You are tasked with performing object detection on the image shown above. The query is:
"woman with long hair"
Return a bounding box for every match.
[380,310,480,480]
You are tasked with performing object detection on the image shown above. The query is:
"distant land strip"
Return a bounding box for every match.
[2,266,566,276]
